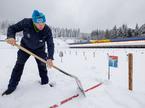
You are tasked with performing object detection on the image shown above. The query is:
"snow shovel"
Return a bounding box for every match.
[14,43,86,96]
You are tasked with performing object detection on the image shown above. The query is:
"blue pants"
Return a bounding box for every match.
[8,46,48,89]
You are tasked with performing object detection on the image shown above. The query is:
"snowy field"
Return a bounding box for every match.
[0,39,145,108]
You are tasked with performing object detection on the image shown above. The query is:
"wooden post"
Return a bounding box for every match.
[83,52,85,56]
[93,52,95,58]
[128,53,133,91]
[75,51,77,55]
[59,51,63,63]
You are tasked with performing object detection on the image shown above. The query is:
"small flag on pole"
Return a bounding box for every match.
[108,56,118,68]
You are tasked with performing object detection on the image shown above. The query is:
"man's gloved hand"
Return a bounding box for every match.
[6,38,16,46]
[47,59,53,68]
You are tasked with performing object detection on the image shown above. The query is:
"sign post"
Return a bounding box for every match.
[108,54,118,80]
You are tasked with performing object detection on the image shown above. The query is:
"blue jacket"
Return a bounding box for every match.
[7,18,54,60]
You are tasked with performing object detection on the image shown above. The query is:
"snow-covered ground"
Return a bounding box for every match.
[0,39,145,108]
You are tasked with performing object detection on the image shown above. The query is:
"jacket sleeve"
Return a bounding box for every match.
[46,28,54,60]
[7,19,26,39]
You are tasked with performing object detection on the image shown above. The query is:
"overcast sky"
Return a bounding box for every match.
[0,0,145,33]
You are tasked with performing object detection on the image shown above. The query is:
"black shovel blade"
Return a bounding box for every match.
[74,77,86,97]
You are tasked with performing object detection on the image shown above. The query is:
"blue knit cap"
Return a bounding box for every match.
[32,10,46,23]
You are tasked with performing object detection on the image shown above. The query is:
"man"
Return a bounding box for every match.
[2,10,54,96]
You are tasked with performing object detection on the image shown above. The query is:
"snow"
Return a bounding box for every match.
[0,35,6,40]
[0,39,145,108]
